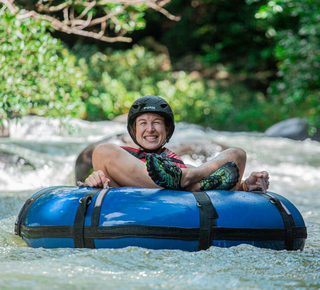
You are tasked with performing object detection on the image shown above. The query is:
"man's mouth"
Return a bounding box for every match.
[144,136,158,141]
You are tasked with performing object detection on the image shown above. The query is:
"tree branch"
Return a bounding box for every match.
[2,0,179,43]
[0,0,19,14]
[76,1,96,20]
[17,10,132,42]
[96,0,180,20]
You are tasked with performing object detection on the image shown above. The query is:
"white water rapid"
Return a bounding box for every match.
[0,116,319,289]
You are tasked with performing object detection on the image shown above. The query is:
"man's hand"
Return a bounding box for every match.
[245,171,269,192]
[82,170,110,188]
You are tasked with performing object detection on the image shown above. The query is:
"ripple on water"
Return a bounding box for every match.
[0,117,320,289]
[0,245,318,289]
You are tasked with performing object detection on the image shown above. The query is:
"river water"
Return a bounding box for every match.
[0,116,319,289]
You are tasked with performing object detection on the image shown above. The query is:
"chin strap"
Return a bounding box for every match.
[140,147,162,154]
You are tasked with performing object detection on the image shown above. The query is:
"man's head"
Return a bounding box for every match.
[127,96,175,152]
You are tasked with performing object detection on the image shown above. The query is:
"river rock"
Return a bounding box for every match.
[265,118,309,141]
[0,151,35,171]
[75,134,131,182]
[113,114,128,123]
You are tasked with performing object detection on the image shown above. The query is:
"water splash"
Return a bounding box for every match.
[1,116,320,289]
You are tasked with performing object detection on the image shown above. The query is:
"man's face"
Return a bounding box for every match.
[135,113,168,151]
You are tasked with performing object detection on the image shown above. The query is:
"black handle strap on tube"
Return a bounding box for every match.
[258,191,298,250]
[73,188,101,248]
[84,187,110,248]
[192,191,218,251]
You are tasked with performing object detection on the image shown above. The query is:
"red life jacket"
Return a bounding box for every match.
[121,146,187,168]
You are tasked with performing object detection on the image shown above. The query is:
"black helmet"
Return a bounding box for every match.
[127,95,175,150]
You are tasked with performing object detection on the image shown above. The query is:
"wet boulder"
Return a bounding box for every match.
[0,151,35,171]
[265,118,309,141]
[75,134,132,182]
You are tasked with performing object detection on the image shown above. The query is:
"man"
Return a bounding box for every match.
[84,95,269,192]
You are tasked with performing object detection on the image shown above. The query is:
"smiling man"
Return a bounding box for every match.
[84,95,269,192]
[135,114,168,151]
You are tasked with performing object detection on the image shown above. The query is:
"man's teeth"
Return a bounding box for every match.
[145,136,157,140]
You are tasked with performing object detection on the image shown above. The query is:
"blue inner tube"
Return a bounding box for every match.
[15,186,307,251]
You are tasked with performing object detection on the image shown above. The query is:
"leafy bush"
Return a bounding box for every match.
[0,10,86,123]
[252,0,320,134]
[0,8,275,133]
[76,45,275,131]
[141,0,275,76]
[2,2,300,133]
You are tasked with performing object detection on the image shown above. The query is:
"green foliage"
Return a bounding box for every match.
[0,10,86,121]
[76,45,274,131]
[252,0,320,133]
[144,0,275,75]
[14,0,149,40]
[106,4,147,32]
[3,0,319,134]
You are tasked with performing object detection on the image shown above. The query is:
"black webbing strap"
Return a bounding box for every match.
[191,191,218,250]
[73,188,100,248]
[84,187,110,248]
[259,192,297,250]
[20,223,307,242]
[84,225,200,240]
[15,187,57,236]
[20,224,200,240]
[211,227,306,241]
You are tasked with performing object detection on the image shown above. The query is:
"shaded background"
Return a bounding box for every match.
[1,0,320,134]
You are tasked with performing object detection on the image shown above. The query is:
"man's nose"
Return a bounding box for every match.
[146,123,155,132]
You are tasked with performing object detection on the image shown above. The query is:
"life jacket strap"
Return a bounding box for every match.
[123,147,184,164]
